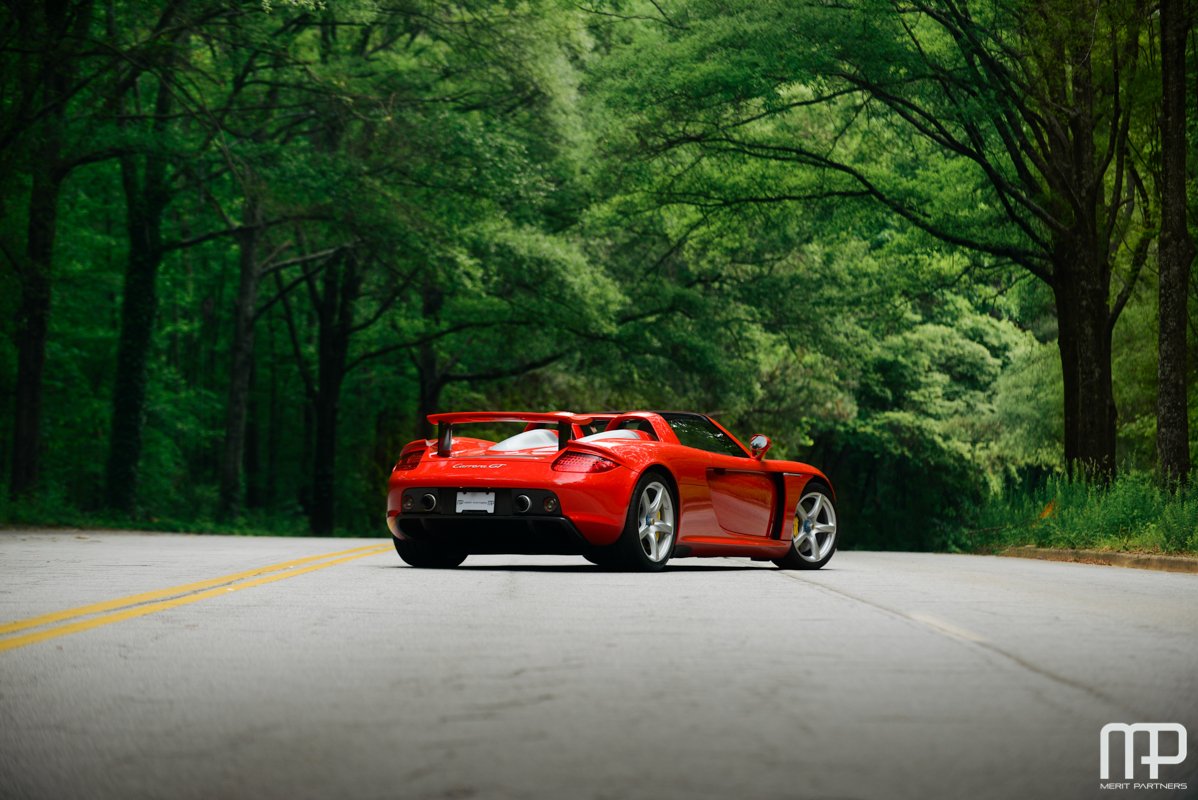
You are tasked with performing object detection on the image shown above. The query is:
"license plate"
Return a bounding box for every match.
[456,491,495,513]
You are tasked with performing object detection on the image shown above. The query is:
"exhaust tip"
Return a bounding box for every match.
[514,494,531,513]
[419,493,437,512]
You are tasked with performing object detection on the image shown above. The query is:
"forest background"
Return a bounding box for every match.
[2,0,1196,553]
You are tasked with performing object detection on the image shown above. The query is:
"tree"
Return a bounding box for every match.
[258,0,606,533]
[3,0,95,498]
[208,11,316,520]
[103,3,268,513]
[105,57,176,512]
[5,0,1173,547]
[1156,0,1194,483]
[598,0,1157,479]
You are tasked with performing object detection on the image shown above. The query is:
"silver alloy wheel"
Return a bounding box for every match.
[637,481,675,563]
[793,491,836,563]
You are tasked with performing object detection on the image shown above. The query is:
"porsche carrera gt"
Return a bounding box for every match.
[385,410,838,571]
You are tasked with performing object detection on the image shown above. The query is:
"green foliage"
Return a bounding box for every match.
[969,473,1198,555]
[0,0,1194,547]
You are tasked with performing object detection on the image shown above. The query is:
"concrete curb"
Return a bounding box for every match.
[1000,546,1198,575]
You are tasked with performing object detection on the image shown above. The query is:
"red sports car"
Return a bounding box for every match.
[385,410,838,571]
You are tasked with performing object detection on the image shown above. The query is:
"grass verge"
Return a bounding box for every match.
[0,492,376,538]
[963,472,1198,555]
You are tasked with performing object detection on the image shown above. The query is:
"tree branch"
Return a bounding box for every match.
[443,350,570,384]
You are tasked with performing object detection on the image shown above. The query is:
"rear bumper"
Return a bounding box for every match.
[393,514,595,555]
[387,475,633,551]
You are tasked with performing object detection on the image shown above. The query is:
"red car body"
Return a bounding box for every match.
[386,410,836,568]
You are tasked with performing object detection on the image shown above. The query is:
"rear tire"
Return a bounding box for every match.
[614,471,678,572]
[392,535,467,568]
[772,482,837,570]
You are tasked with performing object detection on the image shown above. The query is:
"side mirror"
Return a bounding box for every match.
[749,434,771,460]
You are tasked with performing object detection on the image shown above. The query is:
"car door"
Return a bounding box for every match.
[659,414,776,538]
[705,457,776,537]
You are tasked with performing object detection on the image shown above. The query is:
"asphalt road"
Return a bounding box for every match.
[0,530,1195,800]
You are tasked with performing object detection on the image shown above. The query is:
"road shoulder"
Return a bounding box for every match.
[1000,545,1198,574]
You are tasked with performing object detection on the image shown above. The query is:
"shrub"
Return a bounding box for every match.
[966,472,1197,555]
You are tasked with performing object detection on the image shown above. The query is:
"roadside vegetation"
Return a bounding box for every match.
[1,1,1195,552]
[966,475,1198,556]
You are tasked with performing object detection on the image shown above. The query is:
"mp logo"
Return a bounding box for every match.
[1100,723,1188,780]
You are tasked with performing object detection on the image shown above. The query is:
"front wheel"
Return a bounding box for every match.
[392,536,467,568]
[614,471,678,572]
[772,483,838,570]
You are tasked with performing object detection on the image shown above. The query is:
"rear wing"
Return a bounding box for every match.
[426,411,607,456]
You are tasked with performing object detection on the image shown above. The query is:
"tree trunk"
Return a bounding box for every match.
[1157,0,1194,483]
[104,75,172,513]
[10,161,61,498]
[1041,20,1119,483]
[309,256,361,535]
[415,344,444,440]
[300,401,314,518]
[310,382,340,535]
[105,162,165,512]
[244,361,262,509]
[218,197,263,519]
[1052,239,1117,481]
[414,281,446,439]
[7,0,91,498]
[1054,274,1081,476]
[1074,273,1117,478]
[265,317,280,508]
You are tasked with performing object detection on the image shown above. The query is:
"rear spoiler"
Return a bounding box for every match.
[426,411,604,457]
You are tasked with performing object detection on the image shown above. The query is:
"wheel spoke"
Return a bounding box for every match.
[649,488,664,516]
[808,494,823,520]
[794,529,815,560]
[813,522,835,535]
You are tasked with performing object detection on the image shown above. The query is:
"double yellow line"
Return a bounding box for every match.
[0,541,392,653]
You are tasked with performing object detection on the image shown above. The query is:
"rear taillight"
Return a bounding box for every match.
[394,450,423,471]
[552,451,618,473]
